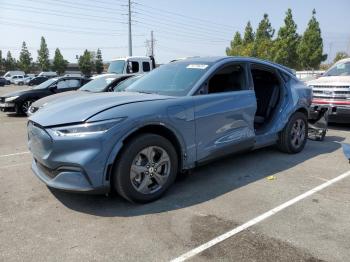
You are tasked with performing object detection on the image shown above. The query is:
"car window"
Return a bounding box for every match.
[128,61,139,73]
[114,75,143,92]
[56,80,69,89]
[126,61,212,96]
[107,60,125,74]
[142,62,150,72]
[80,76,117,92]
[67,79,81,88]
[325,62,350,76]
[206,64,247,94]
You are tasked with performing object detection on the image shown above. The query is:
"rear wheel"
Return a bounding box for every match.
[277,112,308,154]
[113,134,178,203]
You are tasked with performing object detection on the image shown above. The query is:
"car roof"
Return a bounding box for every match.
[177,56,296,77]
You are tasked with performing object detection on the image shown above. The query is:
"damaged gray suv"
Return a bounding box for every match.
[27,57,312,203]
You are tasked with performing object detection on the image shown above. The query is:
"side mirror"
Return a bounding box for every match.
[49,85,57,91]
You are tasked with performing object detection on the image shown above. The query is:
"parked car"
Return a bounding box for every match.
[108,56,156,74]
[38,71,58,78]
[28,76,49,86]
[308,58,350,123]
[3,71,25,84]
[27,74,141,116]
[0,77,6,86]
[27,57,311,203]
[11,75,33,85]
[0,76,89,115]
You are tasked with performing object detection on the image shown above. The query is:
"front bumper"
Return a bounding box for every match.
[31,159,108,193]
[0,102,16,112]
[27,121,121,193]
[311,99,350,123]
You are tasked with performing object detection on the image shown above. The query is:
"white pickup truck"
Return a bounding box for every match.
[308,58,350,123]
[107,56,156,74]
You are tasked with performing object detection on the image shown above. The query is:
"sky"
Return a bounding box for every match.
[0,0,349,64]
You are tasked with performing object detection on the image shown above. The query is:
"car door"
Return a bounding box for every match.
[193,63,257,162]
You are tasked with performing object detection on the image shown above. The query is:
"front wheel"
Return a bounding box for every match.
[113,134,178,203]
[277,112,308,154]
[17,100,34,115]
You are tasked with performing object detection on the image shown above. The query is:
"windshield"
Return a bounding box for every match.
[108,60,125,74]
[80,75,117,92]
[125,62,212,96]
[114,75,143,92]
[325,61,350,76]
[33,78,56,89]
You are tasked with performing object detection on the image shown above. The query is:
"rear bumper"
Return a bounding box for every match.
[32,159,109,194]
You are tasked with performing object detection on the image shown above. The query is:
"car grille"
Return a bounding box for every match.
[312,85,350,99]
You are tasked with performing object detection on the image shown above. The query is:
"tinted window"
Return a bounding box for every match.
[207,64,246,94]
[130,61,139,73]
[142,62,150,72]
[126,62,212,96]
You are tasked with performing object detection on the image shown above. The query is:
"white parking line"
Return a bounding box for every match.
[0,151,30,158]
[171,170,350,262]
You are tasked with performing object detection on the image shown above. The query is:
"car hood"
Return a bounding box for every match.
[31,90,83,108]
[307,76,350,86]
[29,92,174,127]
[0,89,37,98]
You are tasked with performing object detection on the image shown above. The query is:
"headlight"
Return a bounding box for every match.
[5,96,19,102]
[52,118,125,137]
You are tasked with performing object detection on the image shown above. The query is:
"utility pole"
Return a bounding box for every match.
[128,0,132,56]
[146,31,156,57]
[150,30,154,57]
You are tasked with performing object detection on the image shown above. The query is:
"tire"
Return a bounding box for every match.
[277,112,308,154]
[113,133,178,203]
[17,100,34,115]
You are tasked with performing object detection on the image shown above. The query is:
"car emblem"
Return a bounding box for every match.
[323,91,332,95]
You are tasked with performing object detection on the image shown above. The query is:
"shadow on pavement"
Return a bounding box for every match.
[51,135,345,217]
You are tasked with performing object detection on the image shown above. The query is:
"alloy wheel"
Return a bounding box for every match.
[130,146,171,194]
[290,119,306,149]
[21,101,33,114]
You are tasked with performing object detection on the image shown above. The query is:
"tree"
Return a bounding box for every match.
[273,9,300,69]
[52,48,68,75]
[297,9,327,69]
[226,32,242,56]
[255,14,275,41]
[18,41,33,73]
[243,22,254,45]
[333,52,349,63]
[37,36,50,71]
[4,51,17,71]
[95,48,104,74]
[78,49,94,76]
[254,14,275,60]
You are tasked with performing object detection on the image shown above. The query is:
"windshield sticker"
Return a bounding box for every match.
[187,64,208,70]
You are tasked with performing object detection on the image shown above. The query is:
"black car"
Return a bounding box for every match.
[0,77,6,86]
[27,74,142,116]
[0,76,89,115]
[27,76,49,86]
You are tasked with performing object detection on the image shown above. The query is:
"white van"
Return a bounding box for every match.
[107,56,156,75]
[3,71,25,84]
[38,71,58,78]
